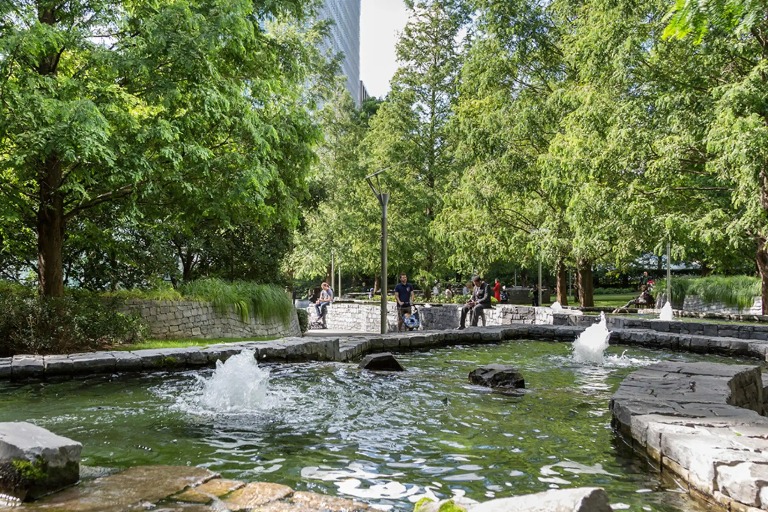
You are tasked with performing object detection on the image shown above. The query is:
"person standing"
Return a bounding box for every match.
[394,273,415,332]
[493,278,501,302]
[314,281,333,328]
[457,276,491,330]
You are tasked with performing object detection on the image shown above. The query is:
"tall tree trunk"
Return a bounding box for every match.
[576,259,594,308]
[37,155,65,297]
[36,6,65,298]
[556,258,568,306]
[756,237,768,315]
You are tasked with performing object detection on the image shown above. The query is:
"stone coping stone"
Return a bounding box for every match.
[611,361,768,510]
[5,321,768,381]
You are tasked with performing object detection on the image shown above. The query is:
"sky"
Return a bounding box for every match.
[360,0,410,99]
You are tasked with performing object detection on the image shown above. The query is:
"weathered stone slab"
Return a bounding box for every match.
[28,465,216,511]
[11,355,44,379]
[222,482,293,510]
[289,491,371,511]
[0,422,81,501]
[67,353,116,373]
[468,487,612,512]
[0,359,11,379]
[612,361,768,511]
[716,461,768,508]
[111,351,144,371]
[173,477,244,503]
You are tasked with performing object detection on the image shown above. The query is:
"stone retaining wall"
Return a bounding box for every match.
[315,302,543,332]
[611,362,768,511]
[682,295,762,315]
[553,312,768,342]
[122,300,300,339]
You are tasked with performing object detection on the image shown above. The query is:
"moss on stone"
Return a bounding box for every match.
[438,500,467,512]
[11,458,47,483]
[413,497,436,512]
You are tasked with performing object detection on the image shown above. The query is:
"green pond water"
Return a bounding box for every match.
[0,341,754,511]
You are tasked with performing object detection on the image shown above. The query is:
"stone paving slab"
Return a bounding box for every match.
[611,362,768,510]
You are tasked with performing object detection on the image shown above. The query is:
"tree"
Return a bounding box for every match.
[361,0,469,294]
[0,0,322,296]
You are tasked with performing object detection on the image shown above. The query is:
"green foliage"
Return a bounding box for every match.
[296,308,309,334]
[0,0,326,297]
[180,278,293,325]
[657,275,761,310]
[0,287,147,357]
[593,287,638,295]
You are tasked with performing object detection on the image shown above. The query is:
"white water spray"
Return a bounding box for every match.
[572,312,611,364]
[659,301,674,321]
[198,349,272,412]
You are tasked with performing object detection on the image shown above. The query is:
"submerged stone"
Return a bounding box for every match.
[358,353,405,372]
[468,365,525,390]
[25,465,216,511]
[0,422,81,501]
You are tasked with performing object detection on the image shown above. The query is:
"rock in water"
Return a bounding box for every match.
[0,422,81,501]
[468,365,525,390]
[358,353,405,372]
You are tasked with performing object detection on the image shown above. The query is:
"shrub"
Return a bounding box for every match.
[0,287,147,357]
[180,278,293,325]
[296,308,309,334]
[656,275,761,310]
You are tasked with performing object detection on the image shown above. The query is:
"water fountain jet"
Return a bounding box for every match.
[572,312,611,364]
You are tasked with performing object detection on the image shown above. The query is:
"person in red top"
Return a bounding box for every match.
[493,278,501,302]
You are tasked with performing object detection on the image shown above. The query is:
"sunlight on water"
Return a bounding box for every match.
[571,312,611,364]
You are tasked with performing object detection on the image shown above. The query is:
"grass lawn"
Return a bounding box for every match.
[592,294,637,307]
[113,336,279,351]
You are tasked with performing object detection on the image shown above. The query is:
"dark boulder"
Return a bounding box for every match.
[469,365,525,390]
[359,353,405,372]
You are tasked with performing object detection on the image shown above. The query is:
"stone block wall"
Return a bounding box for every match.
[313,302,540,332]
[682,295,762,315]
[122,300,300,339]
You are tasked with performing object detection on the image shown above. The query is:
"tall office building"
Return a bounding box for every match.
[317,0,362,105]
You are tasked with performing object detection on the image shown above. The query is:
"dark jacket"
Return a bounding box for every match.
[473,282,492,306]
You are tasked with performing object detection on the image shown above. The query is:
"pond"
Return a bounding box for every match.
[0,341,750,511]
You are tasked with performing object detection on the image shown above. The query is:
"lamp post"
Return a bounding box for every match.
[666,237,672,304]
[366,169,389,334]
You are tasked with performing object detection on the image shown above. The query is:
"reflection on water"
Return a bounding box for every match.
[0,341,733,511]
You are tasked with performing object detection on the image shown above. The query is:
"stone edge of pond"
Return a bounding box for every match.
[4,322,768,380]
[610,361,768,511]
[2,460,612,512]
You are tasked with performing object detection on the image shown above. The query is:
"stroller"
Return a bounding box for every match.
[400,304,421,331]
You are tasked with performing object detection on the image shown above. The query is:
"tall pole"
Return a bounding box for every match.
[338,265,341,301]
[538,259,542,307]
[366,169,390,334]
[666,237,672,304]
[331,251,334,292]
[380,194,389,334]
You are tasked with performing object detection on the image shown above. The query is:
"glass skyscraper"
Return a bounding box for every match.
[317,0,363,105]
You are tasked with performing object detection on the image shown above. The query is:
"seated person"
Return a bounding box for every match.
[314,281,333,328]
[457,275,491,330]
[614,285,654,312]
